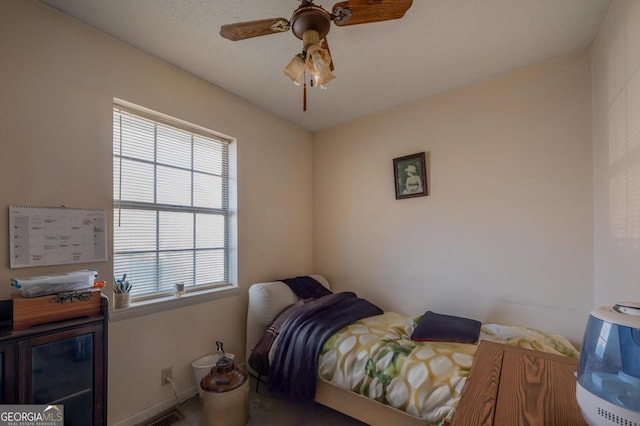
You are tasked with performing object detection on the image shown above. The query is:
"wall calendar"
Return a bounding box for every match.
[9,205,108,268]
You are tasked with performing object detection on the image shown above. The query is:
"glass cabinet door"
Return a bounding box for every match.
[0,341,16,403]
[18,323,104,426]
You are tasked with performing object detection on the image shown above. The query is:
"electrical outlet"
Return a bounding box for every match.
[161,367,172,386]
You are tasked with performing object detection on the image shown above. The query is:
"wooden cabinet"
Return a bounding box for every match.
[0,296,107,426]
[451,340,586,426]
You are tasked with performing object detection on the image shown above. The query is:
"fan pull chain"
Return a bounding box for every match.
[303,74,307,112]
[303,83,307,112]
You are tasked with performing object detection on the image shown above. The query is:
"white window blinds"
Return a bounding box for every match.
[113,104,230,299]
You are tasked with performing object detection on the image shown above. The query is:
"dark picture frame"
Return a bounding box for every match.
[393,152,428,199]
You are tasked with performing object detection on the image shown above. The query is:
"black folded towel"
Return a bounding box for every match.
[411,311,481,343]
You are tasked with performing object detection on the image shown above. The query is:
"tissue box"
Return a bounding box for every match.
[12,288,102,331]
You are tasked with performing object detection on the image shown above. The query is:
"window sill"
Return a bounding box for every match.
[108,286,241,322]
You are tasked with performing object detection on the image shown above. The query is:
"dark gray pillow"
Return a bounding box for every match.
[411,311,481,343]
[281,276,332,299]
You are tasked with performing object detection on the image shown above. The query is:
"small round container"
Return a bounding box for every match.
[113,293,130,309]
[174,282,185,297]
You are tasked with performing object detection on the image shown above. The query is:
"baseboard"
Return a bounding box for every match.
[111,386,198,426]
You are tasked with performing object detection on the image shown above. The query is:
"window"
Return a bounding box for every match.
[113,104,231,300]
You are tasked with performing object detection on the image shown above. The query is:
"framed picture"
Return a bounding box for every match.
[393,152,428,199]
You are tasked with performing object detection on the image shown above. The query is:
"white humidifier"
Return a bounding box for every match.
[576,302,640,425]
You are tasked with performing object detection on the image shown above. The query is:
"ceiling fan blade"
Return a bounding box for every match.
[321,38,335,71]
[332,0,413,26]
[220,17,290,41]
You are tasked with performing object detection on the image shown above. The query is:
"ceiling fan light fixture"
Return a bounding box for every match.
[308,46,326,73]
[283,54,305,85]
[315,68,335,88]
[305,44,333,86]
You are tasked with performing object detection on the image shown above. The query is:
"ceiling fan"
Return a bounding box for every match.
[220,0,414,111]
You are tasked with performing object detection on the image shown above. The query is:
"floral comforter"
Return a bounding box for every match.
[317,312,579,425]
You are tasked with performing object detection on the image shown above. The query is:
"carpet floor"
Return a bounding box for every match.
[174,376,367,426]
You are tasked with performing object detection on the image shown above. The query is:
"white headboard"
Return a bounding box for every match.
[245,275,330,370]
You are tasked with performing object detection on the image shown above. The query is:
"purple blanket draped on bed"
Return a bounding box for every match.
[268,292,382,401]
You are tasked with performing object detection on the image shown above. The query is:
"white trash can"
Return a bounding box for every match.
[192,353,235,397]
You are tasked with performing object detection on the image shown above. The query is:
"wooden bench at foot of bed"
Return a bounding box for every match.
[450,341,586,426]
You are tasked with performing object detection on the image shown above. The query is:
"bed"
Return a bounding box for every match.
[245,275,579,426]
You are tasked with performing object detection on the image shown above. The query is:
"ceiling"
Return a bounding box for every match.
[39,0,610,132]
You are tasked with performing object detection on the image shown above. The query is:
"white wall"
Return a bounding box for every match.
[592,0,640,307]
[313,51,594,344]
[0,1,313,424]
